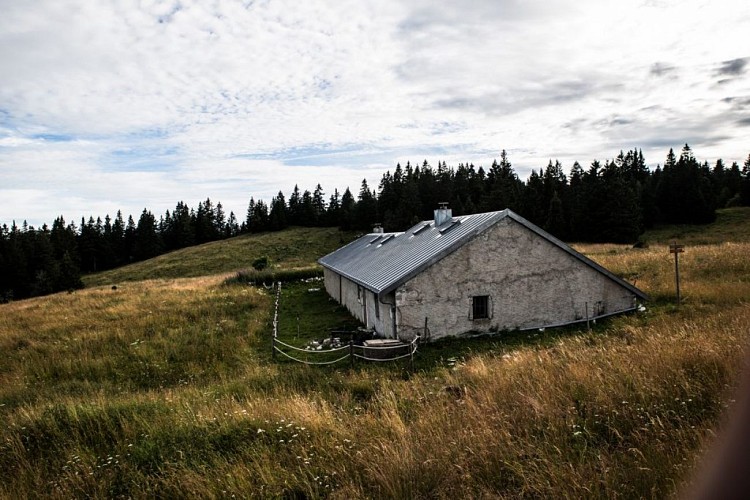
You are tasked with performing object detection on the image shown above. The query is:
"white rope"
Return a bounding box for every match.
[274,338,350,353]
[353,340,418,362]
[274,346,351,365]
[353,352,414,362]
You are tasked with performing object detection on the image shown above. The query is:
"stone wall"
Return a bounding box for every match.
[396,217,638,340]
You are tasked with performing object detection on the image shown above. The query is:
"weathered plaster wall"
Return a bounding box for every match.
[323,267,340,303]
[396,218,637,340]
[323,268,365,324]
[323,268,396,337]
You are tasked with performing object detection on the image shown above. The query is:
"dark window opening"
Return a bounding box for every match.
[472,295,489,320]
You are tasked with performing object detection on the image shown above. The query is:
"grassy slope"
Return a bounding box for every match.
[83,226,358,287]
[643,206,750,245]
[1,209,749,498]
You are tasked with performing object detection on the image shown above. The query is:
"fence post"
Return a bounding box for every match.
[585,302,590,332]
[349,340,354,368]
[272,281,281,360]
[409,337,415,370]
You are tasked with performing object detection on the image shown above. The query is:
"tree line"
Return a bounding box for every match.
[2,144,750,301]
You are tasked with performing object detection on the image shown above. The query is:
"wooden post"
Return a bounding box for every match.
[272,281,280,360]
[409,338,415,371]
[585,302,590,332]
[349,340,354,368]
[669,241,685,305]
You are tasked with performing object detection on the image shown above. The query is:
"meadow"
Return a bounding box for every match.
[1,208,749,498]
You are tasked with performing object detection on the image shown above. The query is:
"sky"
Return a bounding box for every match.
[1,0,749,228]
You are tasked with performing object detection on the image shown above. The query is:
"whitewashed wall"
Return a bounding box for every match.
[323,267,396,337]
[395,217,637,340]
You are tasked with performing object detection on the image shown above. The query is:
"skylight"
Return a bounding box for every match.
[412,223,431,236]
[438,219,461,234]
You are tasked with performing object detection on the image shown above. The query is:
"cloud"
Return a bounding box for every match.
[715,57,748,76]
[650,62,677,77]
[1,0,750,227]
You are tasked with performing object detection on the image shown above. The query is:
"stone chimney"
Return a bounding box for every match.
[373,223,384,233]
[434,202,452,227]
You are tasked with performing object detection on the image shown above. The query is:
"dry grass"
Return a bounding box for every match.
[575,241,750,304]
[1,215,749,498]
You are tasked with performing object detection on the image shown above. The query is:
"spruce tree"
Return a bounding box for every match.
[269,191,288,231]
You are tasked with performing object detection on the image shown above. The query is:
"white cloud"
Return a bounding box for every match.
[1,0,749,226]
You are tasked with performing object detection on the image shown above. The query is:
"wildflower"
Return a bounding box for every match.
[257,428,265,434]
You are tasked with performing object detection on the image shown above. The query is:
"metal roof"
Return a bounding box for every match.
[318,209,648,300]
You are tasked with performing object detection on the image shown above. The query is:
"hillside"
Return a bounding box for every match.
[642,206,750,245]
[1,209,749,497]
[83,226,358,287]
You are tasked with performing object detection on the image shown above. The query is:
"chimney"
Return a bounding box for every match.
[434,202,452,226]
[373,223,384,234]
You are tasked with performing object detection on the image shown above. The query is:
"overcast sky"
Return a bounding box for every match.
[1,0,749,227]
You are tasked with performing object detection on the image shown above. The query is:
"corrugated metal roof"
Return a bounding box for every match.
[318,209,648,300]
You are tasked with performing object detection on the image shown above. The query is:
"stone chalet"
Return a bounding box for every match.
[318,206,648,341]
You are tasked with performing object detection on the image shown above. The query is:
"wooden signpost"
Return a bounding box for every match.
[669,241,685,304]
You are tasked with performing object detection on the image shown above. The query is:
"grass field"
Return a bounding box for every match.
[1,208,749,498]
[83,226,358,287]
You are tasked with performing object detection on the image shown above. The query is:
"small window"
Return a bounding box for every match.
[472,295,489,320]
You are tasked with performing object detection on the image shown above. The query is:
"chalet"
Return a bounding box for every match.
[318,206,647,341]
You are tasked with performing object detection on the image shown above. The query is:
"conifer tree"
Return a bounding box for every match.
[339,188,355,230]
[355,179,377,231]
[269,191,288,231]
[326,189,341,227]
[134,209,162,261]
[312,184,326,225]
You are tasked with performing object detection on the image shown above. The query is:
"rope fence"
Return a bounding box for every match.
[271,279,420,367]
[274,348,352,366]
[274,337,351,353]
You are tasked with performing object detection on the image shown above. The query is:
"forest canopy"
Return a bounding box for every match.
[2,145,749,301]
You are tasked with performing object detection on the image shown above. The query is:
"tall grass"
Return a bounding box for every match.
[229,266,324,286]
[1,216,749,497]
